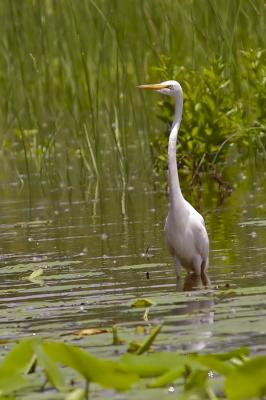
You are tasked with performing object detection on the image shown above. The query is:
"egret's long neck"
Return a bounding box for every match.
[168,91,184,210]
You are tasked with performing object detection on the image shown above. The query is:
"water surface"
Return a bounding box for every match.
[0,162,265,398]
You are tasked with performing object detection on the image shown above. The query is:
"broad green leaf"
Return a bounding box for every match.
[192,347,249,379]
[72,328,109,336]
[0,339,36,374]
[206,347,249,361]
[0,370,28,395]
[42,341,138,391]
[35,343,66,392]
[119,352,192,377]
[194,355,235,376]
[148,366,185,388]
[225,355,266,399]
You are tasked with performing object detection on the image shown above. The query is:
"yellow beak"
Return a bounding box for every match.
[137,83,169,90]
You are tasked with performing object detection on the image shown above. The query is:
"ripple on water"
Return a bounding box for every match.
[0,179,265,365]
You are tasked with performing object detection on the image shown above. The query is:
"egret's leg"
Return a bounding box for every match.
[201,258,208,274]
[201,272,211,287]
[173,255,182,276]
[192,255,202,276]
[176,275,183,292]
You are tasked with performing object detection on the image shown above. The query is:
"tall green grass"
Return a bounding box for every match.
[0,0,265,188]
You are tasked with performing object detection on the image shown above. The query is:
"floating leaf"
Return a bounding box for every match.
[28,277,44,286]
[216,289,238,298]
[26,268,45,285]
[14,219,52,228]
[115,263,167,271]
[131,298,155,308]
[28,268,44,280]
[72,328,109,336]
[0,260,81,276]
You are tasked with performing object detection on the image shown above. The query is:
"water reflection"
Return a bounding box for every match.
[172,272,214,352]
[176,272,211,292]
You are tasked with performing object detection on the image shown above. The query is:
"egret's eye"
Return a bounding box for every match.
[167,85,174,90]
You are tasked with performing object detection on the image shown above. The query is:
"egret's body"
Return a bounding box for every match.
[138,80,209,276]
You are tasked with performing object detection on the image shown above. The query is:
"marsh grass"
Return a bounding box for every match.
[0,0,265,190]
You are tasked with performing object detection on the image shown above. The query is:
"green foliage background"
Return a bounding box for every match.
[152,51,265,186]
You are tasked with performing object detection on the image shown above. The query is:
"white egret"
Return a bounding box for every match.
[138,80,209,276]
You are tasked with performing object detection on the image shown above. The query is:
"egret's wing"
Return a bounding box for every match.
[188,208,209,258]
[194,221,209,258]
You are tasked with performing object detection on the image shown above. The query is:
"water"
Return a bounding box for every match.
[0,161,265,398]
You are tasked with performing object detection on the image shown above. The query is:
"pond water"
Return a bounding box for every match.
[0,160,265,398]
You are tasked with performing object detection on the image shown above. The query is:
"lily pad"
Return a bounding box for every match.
[131,298,156,308]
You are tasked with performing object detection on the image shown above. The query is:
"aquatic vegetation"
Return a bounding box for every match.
[131,298,156,308]
[0,335,265,399]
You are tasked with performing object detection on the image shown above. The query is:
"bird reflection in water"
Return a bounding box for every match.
[174,272,213,352]
[176,272,211,292]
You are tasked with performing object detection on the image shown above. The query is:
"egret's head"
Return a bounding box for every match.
[137,80,182,98]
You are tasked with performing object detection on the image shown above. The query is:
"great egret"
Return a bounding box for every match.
[138,80,209,276]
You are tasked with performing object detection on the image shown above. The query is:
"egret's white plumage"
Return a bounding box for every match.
[138,80,209,276]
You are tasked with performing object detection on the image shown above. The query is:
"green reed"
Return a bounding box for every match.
[0,0,265,188]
